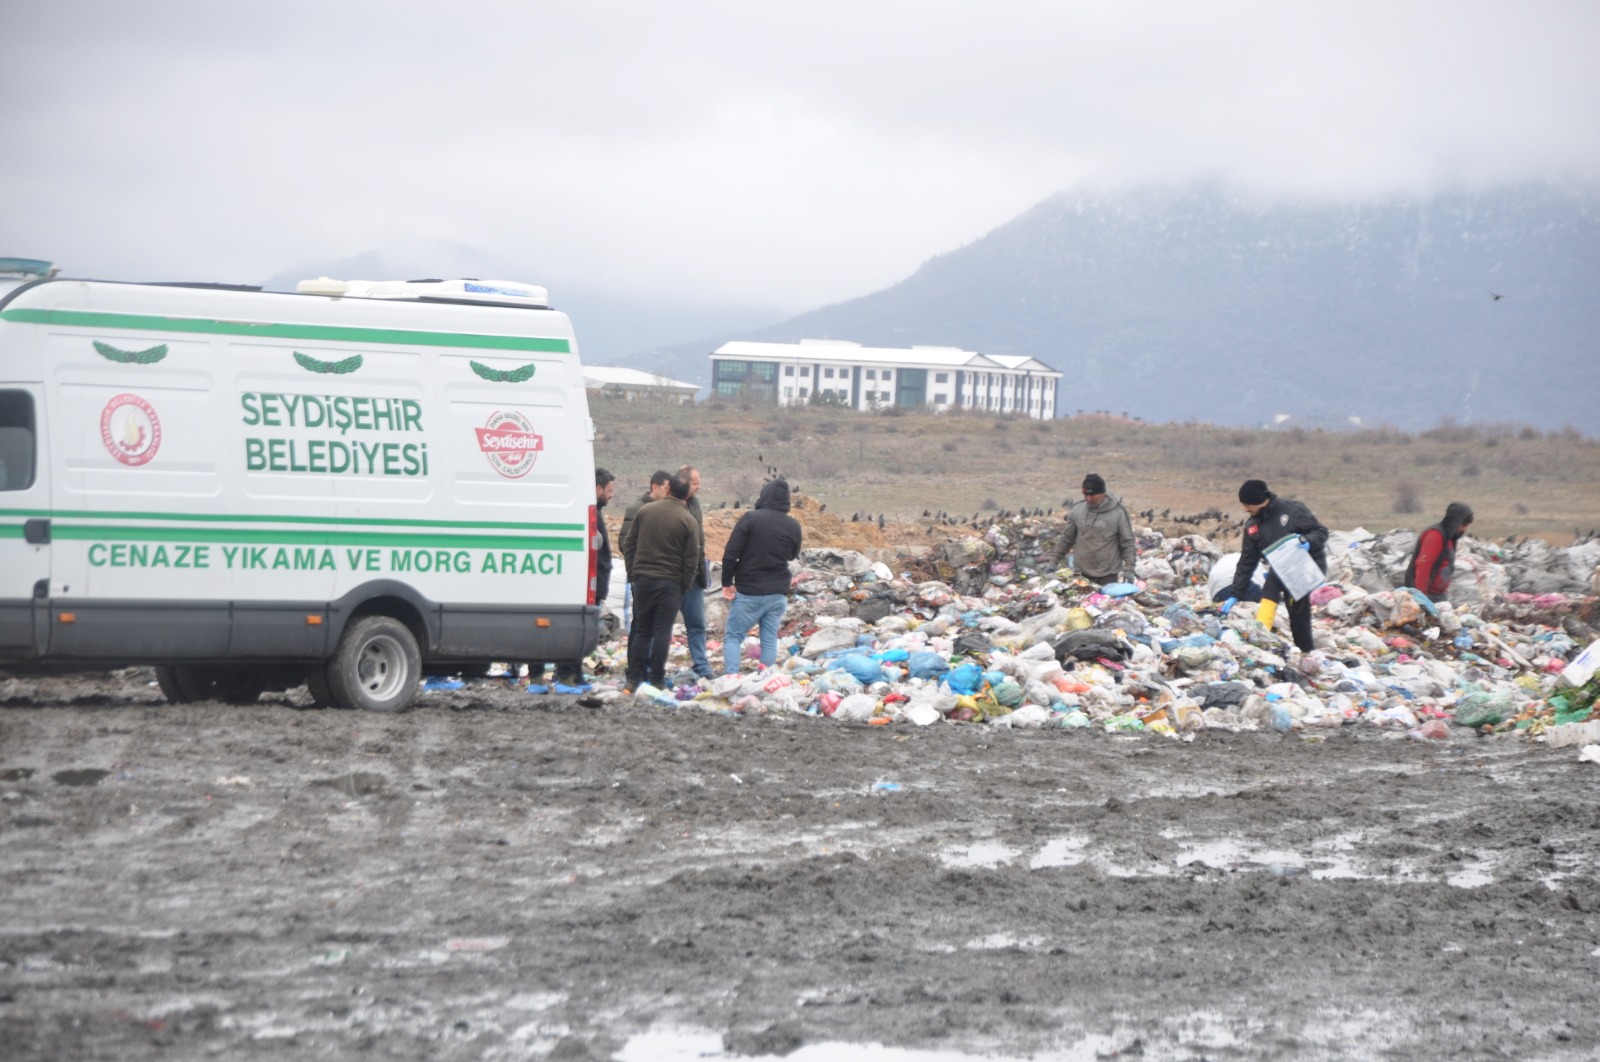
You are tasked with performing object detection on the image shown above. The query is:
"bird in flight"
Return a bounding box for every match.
[1489,292,1504,301]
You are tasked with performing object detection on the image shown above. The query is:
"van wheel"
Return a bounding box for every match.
[156,665,199,703]
[156,665,265,704]
[327,616,421,713]
[303,665,337,709]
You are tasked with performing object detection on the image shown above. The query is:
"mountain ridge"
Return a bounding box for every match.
[622,183,1600,430]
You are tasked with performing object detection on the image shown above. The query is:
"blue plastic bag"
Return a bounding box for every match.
[945,662,984,694]
[835,654,885,685]
[872,648,911,662]
[906,651,950,680]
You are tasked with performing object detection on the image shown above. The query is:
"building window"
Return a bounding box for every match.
[799,387,809,397]
[800,367,810,377]
[934,393,947,404]
[865,369,876,380]
[935,373,948,384]
[784,365,794,376]
[824,367,835,379]
[784,386,794,398]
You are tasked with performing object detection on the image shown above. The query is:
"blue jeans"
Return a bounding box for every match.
[679,584,712,677]
[723,592,787,673]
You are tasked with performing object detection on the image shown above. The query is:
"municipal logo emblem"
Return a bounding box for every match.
[100,393,162,466]
[474,410,544,478]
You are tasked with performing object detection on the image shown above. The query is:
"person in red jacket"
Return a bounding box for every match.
[1404,502,1474,602]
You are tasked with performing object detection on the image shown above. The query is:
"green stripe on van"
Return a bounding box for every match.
[0,507,583,533]
[46,524,581,551]
[0,308,573,353]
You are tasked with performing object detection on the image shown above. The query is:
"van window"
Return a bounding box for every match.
[0,390,35,491]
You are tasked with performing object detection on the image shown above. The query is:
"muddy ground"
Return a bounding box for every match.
[2,671,1598,1061]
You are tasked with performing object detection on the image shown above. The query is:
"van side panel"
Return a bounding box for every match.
[1,280,599,671]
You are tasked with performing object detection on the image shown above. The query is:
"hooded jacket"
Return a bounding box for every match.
[1228,493,1329,600]
[721,480,804,597]
[1053,492,1137,579]
[1404,502,1473,600]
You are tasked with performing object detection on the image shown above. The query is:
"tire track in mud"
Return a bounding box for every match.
[3,679,1600,1060]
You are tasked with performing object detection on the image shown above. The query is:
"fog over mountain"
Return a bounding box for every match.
[624,184,1600,431]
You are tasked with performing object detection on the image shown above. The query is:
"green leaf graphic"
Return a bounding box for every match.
[93,340,168,364]
[470,360,538,383]
[293,351,363,374]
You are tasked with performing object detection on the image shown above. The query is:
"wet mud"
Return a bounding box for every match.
[2,670,1598,1060]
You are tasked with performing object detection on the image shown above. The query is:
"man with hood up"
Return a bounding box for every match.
[1052,473,1137,585]
[1404,502,1474,602]
[721,478,803,674]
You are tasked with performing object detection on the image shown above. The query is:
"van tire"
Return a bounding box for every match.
[327,616,421,713]
[156,665,266,705]
[303,666,337,709]
[155,665,197,703]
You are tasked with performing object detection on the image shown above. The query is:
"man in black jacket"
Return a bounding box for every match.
[721,479,803,674]
[1220,479,1329,653]
[534,467,616,691]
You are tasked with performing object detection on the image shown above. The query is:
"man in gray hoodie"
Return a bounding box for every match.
[1052,472,1137,585]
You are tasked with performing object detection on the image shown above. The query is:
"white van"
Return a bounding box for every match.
[0,261,600,711]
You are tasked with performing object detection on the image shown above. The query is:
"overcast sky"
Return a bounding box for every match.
[3,1,1597,315]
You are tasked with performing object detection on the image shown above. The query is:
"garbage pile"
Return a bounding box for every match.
[583,515,1600,744]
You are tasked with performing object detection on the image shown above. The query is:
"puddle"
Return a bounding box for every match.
[311,772,388,796]
[937,841,1017,868]
[51,768,111,787]
[1030,834,1091,868]
[1,767,36,782]
[616,1029,1120,1061]
[964,933,1046,950]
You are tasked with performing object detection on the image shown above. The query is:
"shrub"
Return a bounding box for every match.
[1394,479,1422,514]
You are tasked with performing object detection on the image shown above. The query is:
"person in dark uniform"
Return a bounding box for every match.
[1219,479,1329,653]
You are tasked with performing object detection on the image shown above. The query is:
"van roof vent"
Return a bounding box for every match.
[0,257,57,278]
[295,276,550,309]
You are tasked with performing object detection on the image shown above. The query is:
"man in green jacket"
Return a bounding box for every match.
[1052,473,1138,585]
[621,474,701,689]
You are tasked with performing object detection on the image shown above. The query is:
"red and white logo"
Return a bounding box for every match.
[475,410,544,478]
[100,393,162,466]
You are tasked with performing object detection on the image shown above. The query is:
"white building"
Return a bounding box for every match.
[582,365,697,404]
[709,339,1061,419]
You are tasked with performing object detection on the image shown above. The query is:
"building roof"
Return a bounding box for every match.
[582,365,698,391]
[713,339,1059,376]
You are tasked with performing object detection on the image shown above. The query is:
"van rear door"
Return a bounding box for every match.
[0,387,49,661]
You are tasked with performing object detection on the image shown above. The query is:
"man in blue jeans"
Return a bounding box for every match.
[677,464,714,679]
[721,478,803,674]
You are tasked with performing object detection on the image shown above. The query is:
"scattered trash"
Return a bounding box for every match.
[428,513,1597,742]
[423,677,465,691]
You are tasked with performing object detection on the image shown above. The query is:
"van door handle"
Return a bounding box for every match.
[24,518,50,544]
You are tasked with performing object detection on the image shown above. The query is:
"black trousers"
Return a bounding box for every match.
[627,577,683,687]
[1262,572,1315,653]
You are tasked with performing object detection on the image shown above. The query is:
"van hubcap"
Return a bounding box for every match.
[356,635,407,700]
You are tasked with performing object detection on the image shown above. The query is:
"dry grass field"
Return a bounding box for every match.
[592,399,1600,546]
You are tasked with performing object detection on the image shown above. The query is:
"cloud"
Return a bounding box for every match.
[2,0,1596,312]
